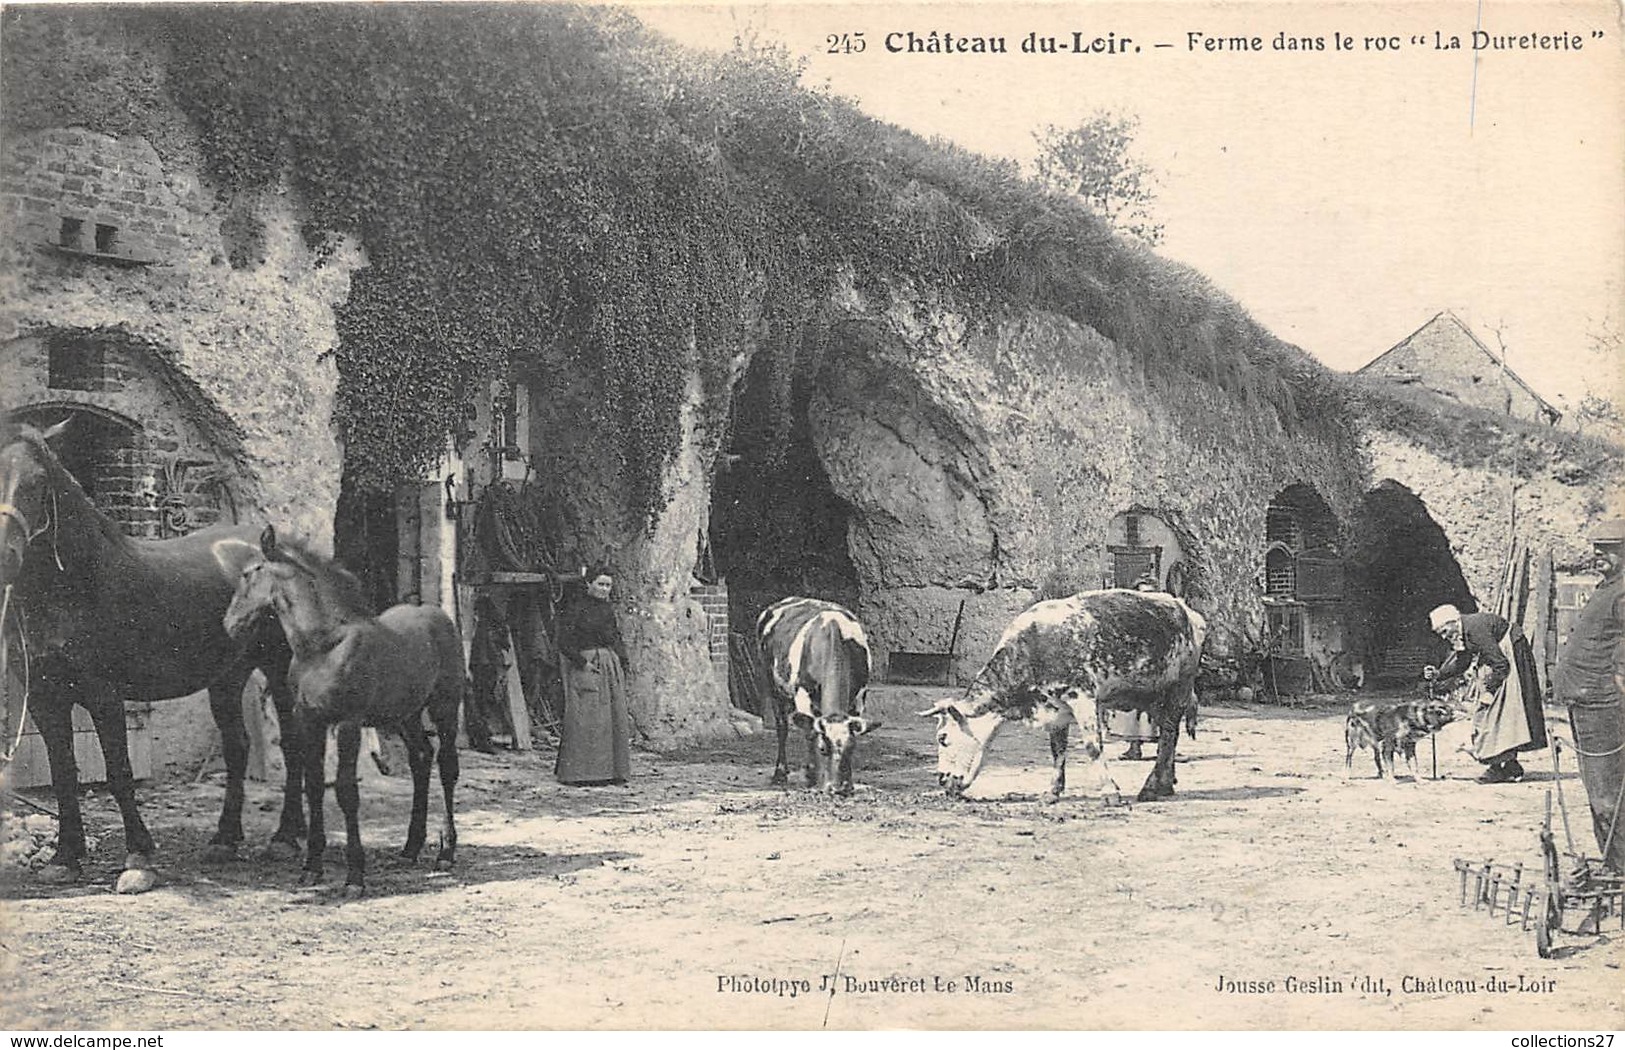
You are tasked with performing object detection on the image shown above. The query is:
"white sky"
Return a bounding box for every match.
[632,0,1624,406]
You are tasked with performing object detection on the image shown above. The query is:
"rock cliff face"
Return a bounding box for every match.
[794,286,1367,679]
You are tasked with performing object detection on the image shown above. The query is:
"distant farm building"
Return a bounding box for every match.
[1357,311,1562,425]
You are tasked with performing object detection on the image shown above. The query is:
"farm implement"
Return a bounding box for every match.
[1451,736,1624,957]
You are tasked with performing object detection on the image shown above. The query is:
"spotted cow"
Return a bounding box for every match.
[757,596,880,795]
[920,589,1206,803]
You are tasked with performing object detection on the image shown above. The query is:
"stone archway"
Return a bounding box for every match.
[708,340,864,635]
[1345,479,1473,683]
[707,317,997,683]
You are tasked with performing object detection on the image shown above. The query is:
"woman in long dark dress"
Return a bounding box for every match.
[554,567,632,785]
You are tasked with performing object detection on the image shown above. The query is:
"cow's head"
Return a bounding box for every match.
[918,698,1001,798]
[796,711,881,795]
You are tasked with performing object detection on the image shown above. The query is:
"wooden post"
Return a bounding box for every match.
[241,671,277,782]
[1528,549,1554,688]
[454,579,475,749]
[504,621,533,750]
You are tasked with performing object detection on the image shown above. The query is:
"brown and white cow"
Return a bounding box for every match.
[758,596,880,795]
[920,589,1206,803]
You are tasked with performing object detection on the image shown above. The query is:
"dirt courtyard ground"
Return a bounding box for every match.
[1,685,1619,1031]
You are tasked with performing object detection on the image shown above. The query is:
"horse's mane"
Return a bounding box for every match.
[274,535,377,620]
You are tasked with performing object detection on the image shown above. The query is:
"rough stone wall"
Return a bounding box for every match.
[0,126,363,550]
[616,375,738,747]
[528,359,742,748]
[1362,313,1554,424]
[0,124,364,777]
[810,285,1368,677]
[1362,427,1623,600]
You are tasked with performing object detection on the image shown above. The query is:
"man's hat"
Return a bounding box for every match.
[1589,519,1625,547]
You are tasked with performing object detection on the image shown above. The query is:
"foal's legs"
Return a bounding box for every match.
[399,717,434,861]
[332,722,367,896]
[297,711,329,887]
[204,668,252,861]
[262,661,306,858]
[80,680,160,893]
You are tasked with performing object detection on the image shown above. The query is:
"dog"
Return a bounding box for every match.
[1344,698,1458,781]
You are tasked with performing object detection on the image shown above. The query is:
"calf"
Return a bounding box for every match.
[920,589,1206,803]
[757,596,880,795]
[1344,698,1457,781]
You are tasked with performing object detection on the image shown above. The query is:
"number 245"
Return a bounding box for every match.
[826,32,866,53]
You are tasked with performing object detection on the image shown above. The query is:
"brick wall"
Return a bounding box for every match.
[1,123,357,553]
[689,581,732,671]
[3,128,188,266]
[1,128,193,268]
[2,332,238,539]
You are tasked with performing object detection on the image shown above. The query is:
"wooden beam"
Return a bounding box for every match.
[504,623,532,751]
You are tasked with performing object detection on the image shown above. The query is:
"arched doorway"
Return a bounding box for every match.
[10,402,150,534]
[1346,480,1473,683]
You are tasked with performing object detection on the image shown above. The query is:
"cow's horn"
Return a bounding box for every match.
[916,699,954,717]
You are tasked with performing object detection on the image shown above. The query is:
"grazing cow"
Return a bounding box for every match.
[1344,697,1458,781]
[757,596,880,795]
[920,589,1206,803]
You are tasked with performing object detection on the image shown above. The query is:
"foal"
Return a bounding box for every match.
[218,526,464,895]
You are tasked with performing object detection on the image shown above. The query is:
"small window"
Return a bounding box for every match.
[58,217,84,250]
[94,223,118,253]
[495,382,520,457]
[1264,546,1296,598]
[48,339,105,391]
[1112,550,1156,588]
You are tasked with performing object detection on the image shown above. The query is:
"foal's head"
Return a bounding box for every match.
[219,524,369,640]
[0,419,69,590]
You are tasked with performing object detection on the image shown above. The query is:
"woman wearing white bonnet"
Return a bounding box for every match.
[1429,604,1462,638]
[1424,601,1546,783]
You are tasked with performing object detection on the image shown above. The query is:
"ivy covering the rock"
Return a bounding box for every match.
[2,2,1364,528]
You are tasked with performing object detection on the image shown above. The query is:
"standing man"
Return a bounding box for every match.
[1425,602,1547,783]
[1552,520,1625,872]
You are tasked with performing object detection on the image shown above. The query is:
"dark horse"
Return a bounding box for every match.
[221,525,463,896]
[0,420,303,891]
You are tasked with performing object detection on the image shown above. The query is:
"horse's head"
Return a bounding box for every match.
[0,419,68,591]
[218,525,356,643]
[218,525,299,639]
